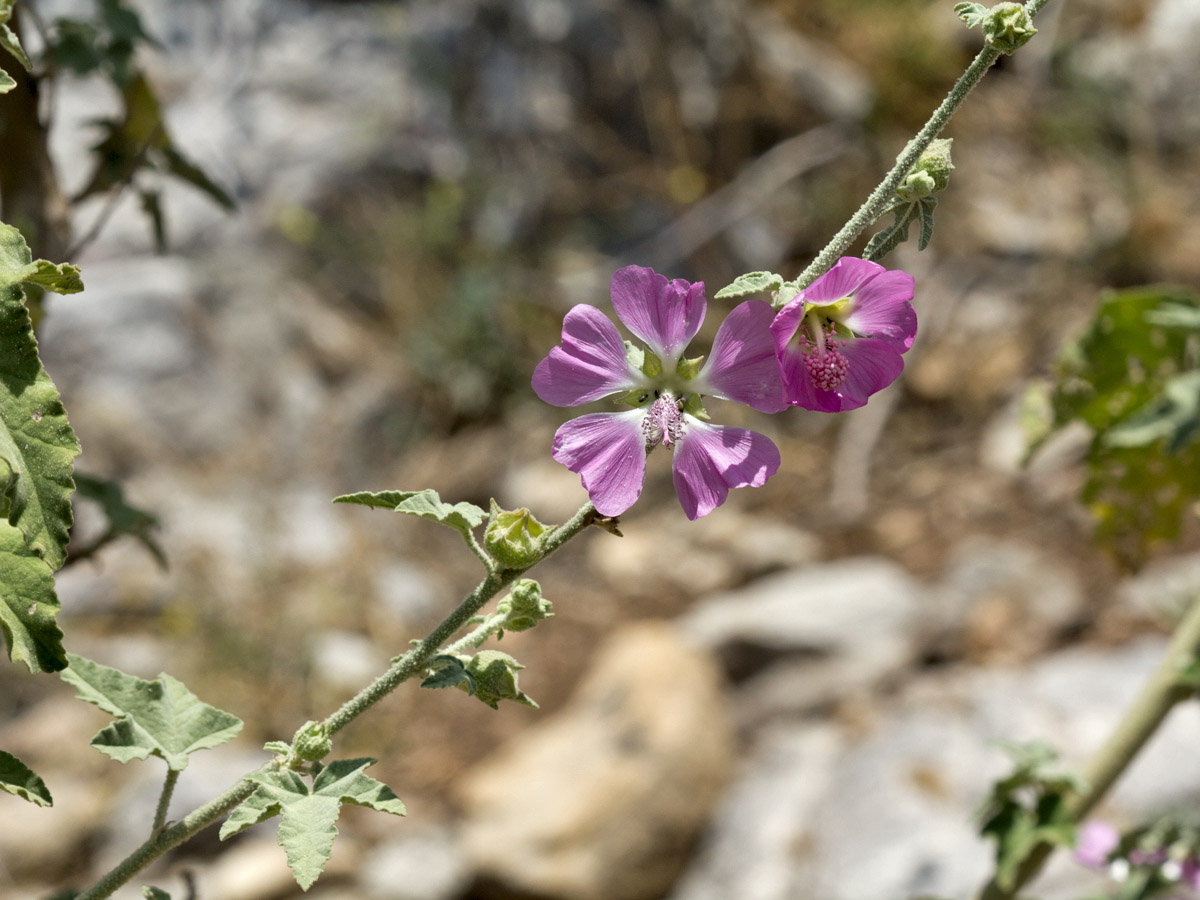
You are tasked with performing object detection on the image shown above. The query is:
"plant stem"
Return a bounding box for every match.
[72,501,595,899]
[324,501,595,735]
[977,596,1200,900]
[77,763,276,900]
[795,0,1055,288]
[151,767,180,836]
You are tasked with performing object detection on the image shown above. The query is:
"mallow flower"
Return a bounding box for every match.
[771,256,917,412]
[533,265,785,520]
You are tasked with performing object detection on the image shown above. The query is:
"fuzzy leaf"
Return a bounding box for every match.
[420,654,475,692]
[714,271,783,300]
[334,489,486,537]
[917,196,938,251]
[0,520,66,672]
[60,653,243,771]
[0,224,82,572]
[222,759,405,890]
[22,260,84,295]
[0,748,53,806]
[955,2,989,28]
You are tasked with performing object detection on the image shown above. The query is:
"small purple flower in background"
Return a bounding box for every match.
[533,265,785,520]
[1075,820,1121,870]
[771,256,917,412]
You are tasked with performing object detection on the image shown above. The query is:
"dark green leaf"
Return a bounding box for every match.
[141,888,170,900]
[0,521,67,672]
[420,654,475,692]
[0,748,53,806]
[917,196,938,251]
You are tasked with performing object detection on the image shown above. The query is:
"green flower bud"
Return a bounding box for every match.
[290,720,332,764]
[896,139,954,202]
[495,579,554,632]
[462,650,538,710]
[485,500,552,569]
[983,2,1037,54]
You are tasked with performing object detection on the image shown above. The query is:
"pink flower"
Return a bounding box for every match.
[771,257,917,412]
[1075,820,1121,870]
[533,265,785,520]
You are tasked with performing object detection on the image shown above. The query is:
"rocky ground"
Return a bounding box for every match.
[3,0,1200,898]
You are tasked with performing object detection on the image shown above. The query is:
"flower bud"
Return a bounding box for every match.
[485,500,551,569]
[290,720,332,763]
[495,578,554,632]
[463,650,538,709]
[896,138,954,202]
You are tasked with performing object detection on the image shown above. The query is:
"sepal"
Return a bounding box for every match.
[485,500,552,569]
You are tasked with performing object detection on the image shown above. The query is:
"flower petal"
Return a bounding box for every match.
[551,411,647,516]
[533,304,642,407]
[609,264,705,360]
[841,269,917,350]
[777,338,904,412]
[671,419,780,520]
[697,299,787,413]
[800,257,882,306]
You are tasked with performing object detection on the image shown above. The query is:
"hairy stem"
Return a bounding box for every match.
[795,0,1054,288]
[151,767,181,836]
[977,596,1200,900]
[324,501,595,735]
[74,501,595,899]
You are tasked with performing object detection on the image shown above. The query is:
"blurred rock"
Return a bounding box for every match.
[679,557,922,681]
[590,508,821,598]
[1115,552,1200,621]
[311,630,388,692]
[929,536,1084,661]
[456,622,734,900]
[360,826,472,900]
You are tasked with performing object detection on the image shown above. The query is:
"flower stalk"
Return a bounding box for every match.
[795,0,1055,289]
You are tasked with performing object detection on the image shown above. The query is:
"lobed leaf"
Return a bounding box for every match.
[0,747,53,806]
[334,489,486,537]
[0,224,82,572]
[60,653,243,771]
[714,271,783,300]
[0,520,67,672]
[222,759,405,891]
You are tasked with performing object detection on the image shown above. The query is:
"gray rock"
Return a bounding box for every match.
[456,622,735,900]
[359,827,472,900]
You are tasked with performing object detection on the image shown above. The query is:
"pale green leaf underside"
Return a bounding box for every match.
[0,68,14,93]
[0,520,66,672]
[0,748,53,806]
[222,759,405,890]
[334,489,486,536]
[0,223,82,571]
[1,21,29,71]
[714,271,783,300]
[60,653,243,770]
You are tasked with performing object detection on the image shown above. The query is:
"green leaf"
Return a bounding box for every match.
[222,759,405,891]
[142,888,170,900]
[917,196,938,251]
[955,2,989,28]
[59,653,243,771]
[1,24,28,72]
[0,748,53,806]
[22,260,84,295]
[420,654,475,692]
[334,489,486,538]
[0,67,14,92]
[73,472,166,568]
[714,271,784,300]
[0,223,82,571]
[0,520,66,672]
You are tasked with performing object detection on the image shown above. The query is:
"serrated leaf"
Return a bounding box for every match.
[59,653,243,771]
[74,472,166,568]
[22,260,84,295]
[0,520,67,672]
[0,748,53,806]
[225,759,405,891]
[955,2,989,28]
[334,489,485,537]
[0,223,82,571]
[863,201,916,262]
[714,271,783,300]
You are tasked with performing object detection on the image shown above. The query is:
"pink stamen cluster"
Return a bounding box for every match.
[642,393,685,448]
[802,335,850,392]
